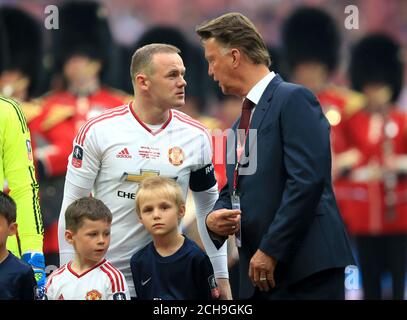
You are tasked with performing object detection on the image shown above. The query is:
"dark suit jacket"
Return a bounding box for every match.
[213,75,355,299]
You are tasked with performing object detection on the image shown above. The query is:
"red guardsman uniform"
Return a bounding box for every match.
[335,109,407,235]
[316,85,366,183]
[198,116,228,190]
[29,88,132,177]
[317,85,365,154]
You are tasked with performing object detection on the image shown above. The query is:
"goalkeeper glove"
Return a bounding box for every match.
[22,251,46,299]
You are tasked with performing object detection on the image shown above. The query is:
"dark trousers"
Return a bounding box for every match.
[355,234,407,300]
[251,268,345,300]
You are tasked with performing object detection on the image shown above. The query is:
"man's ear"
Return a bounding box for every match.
[230,48,241,68]
[8,222,17,237]
[65,230,74,245]
[135,74,149,91]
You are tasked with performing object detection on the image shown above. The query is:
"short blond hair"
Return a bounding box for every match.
[130,43,180,82]
[135,176,185,217]
[196,12,271,67]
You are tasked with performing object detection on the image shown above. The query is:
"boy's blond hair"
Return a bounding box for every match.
[135,176,185,217]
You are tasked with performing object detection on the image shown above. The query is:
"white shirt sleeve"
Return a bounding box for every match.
[192,184,229,279]
[45,278,55,300]
[190,128,228,279]
[106,270,131,300]
[58,127,101,266]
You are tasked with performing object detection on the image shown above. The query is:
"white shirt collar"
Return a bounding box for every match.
[246,71,276,105]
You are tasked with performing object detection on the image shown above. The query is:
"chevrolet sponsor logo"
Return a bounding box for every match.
[117,190,135,199]
[121,170,160,183]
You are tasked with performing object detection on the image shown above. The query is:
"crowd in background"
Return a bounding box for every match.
[1,0,407,300]
[4,0,407,108]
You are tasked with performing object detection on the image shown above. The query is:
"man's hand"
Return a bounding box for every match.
[249,249,277,292]
[216,278,233,300]
[206,209,241,236]
[22,251,46,299]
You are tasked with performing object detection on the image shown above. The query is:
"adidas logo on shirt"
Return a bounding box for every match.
[116,148,132,159]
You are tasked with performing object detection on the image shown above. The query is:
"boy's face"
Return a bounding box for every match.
[65,218,111,264]
[0,215,17,249]
[138,195,185,237]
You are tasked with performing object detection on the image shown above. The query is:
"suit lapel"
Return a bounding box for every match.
[245,74,283,155]
[226,74,284,178]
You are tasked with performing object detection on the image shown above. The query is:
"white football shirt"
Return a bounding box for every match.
[58,103,226,297]
[45,259,130,300]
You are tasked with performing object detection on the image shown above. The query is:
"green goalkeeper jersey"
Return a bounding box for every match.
[0,97,43,256]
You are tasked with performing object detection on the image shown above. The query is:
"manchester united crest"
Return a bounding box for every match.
[86,290,102,300]
[168,147,185,166]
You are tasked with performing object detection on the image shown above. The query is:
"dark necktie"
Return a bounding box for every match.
[237,98,255,155]
[238,98,255,134]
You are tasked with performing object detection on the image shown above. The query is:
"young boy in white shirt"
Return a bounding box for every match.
[45,197,130,300]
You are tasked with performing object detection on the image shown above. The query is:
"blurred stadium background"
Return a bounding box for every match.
[1,0,407,300]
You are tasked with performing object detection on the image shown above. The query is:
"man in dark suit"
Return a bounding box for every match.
[196,12,355,300]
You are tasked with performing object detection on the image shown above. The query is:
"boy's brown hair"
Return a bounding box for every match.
[65,197,112,233]
[0,191,16,224]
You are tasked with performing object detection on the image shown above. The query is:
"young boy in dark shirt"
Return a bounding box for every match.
[0,191,37,300]
[130,177,219,300]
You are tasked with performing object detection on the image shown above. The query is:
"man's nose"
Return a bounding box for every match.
[208,65,213,77]
[178,77,187,87]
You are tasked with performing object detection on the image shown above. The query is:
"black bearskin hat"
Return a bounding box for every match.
[0,6,43,97]
[282,6,340,73]
[52,1,113,73]
[349,33,403,103]
[134,26,191,62]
